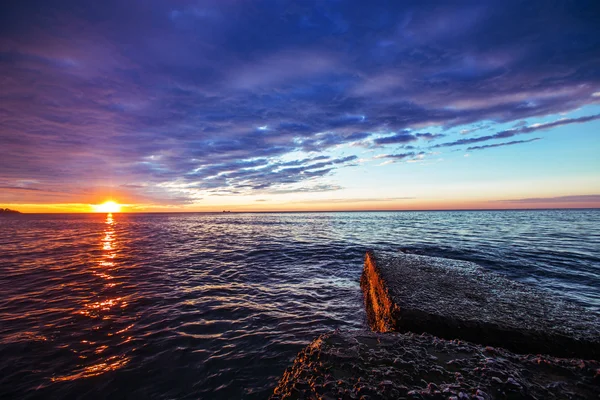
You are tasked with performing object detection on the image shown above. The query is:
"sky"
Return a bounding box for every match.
[1,0,599,212]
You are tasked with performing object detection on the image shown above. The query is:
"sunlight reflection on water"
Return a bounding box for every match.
[54,213,132,382]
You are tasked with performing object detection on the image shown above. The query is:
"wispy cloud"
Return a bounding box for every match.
[434,115,600,149]
[467,138,541,151]
[495,195,600,204]
[291,197,416,204]
[379,152,427,161]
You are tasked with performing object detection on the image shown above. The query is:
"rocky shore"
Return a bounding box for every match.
[271,331,599,400]
[271,251,600,399]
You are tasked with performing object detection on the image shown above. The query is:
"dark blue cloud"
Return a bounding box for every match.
[433,114,600,149]
[373,132,444,145]
[1,0,599,203]
[381,152,426,160]
[467,138,541,151]
[374,132,418,145]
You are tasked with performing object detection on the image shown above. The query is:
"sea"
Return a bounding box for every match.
[1,210,599,399]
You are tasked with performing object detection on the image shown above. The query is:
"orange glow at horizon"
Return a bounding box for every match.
[5,192,600,214]
[92,201,122,213]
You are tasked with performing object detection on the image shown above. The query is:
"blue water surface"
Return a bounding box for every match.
[1,210,599,398]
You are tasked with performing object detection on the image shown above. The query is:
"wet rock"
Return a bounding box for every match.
[361,250,600,359]
[270,330,599,400]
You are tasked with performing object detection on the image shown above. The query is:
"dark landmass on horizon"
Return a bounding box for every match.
[0,208,21,215]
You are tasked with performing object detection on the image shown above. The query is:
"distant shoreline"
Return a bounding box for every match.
[0,208,21,215]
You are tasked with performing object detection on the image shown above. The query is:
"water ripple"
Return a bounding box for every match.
[0,210,599,398]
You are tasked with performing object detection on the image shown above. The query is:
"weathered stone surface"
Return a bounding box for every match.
[270,330,600,400]
[361,250,600,359]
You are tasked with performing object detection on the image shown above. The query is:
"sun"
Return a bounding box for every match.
[92,201,122,213]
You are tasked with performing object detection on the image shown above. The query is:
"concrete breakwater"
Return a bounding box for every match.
[271,251,600,399]
[361,250,600,359]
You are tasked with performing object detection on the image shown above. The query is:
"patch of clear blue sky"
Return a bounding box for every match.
[325,105,600,200]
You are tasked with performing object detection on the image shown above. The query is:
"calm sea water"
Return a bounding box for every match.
[1,210,599,399]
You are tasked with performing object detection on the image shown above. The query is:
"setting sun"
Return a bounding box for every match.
[92,201,122,213]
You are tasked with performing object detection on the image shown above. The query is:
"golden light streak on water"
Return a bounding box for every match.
[50,356,130,382]
[53,213,133,383]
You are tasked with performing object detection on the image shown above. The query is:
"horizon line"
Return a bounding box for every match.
[8,207,600,214]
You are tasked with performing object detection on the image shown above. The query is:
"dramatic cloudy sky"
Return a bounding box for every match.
[1,0,599,211]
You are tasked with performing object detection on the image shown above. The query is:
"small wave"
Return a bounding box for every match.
[0,210,598,398]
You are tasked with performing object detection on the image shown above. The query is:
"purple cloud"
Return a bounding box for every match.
[374,132,417,145]
[434,115,600,148]
[467,138,541,151]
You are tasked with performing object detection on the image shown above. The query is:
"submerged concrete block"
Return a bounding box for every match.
[361,250,600,359]
[270,330,600,400]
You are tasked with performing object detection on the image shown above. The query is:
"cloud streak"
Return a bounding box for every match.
[495,195,600,204]
[467,138,541,151]
[434,115,600,149]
